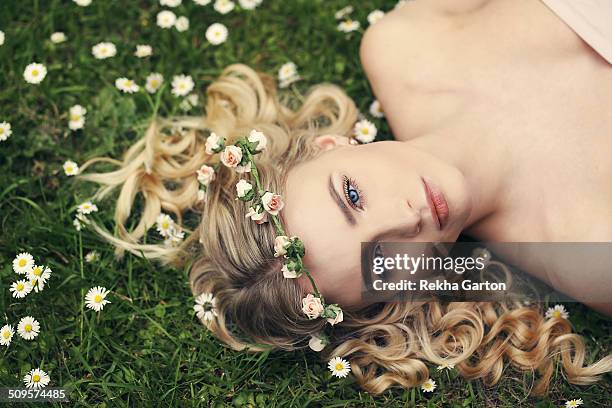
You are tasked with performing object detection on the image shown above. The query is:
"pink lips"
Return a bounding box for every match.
[422,177,449,230]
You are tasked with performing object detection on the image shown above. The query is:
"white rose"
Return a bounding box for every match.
[220,145,242,168]
[236,179,253,198]
[235,163,251,173]
[281,263,300,278]
[245,206,268,224]
[205,132,222,154]
[326,309,344,325]
[301,294,324,319]
[196,164,215,186]
[274,236,291,257]
[308,333,328,352]
[261,191,284,215]
[248,129,267,152]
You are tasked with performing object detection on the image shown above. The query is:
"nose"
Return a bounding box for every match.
[367,199,422,240]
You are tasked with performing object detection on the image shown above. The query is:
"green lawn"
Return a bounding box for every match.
[0,0,610,406]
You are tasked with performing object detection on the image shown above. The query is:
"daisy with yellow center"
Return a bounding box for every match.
[13,252,35,274]
[337,20,360,33]
[0,324,14,346]
[77,201,98,215]
[171,74,194,97]
[115,77,140,93]
[63,160,80,176]
[68,104,86,130]
[328,356,351,378]
[85,286,111,312]
[23,368,50,389]
[0,121,12,142]
[92,41,117,59]
[17,316,40,340]
[353,119,377,143]
[565,398,583,407]
[27,265,51,292]
[545,304,569,320]
[436,363,455,371]
[85,250,101,263]
[10,279,33,298]
[145,73,164,94]
[206,23,228,45]
[421,378,437,393]
[23,62,48,84]
[369,99,384,118]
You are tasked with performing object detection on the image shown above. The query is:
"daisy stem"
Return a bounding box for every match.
[79,232,84,343]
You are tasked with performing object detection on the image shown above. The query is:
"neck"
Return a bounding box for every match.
[407,131,513,234]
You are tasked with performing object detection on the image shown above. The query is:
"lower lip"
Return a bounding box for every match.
[422,177,449,230]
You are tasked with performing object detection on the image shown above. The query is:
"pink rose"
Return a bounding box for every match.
[220,145,242,168]
[196,164,215,186]
[326,309,344,325]
[261,191,284,215]
[302,294,324,319]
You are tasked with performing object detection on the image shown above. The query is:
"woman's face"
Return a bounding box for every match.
[282,136,472,309]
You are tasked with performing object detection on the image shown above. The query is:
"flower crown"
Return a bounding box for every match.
[196,129,344,352]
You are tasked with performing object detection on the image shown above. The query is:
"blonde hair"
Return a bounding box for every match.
[79,64,612,395]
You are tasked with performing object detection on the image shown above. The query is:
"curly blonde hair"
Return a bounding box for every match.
[78,63,612,395]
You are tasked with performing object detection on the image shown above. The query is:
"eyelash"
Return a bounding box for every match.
[343,175,366,210]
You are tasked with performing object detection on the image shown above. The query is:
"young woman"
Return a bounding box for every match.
[79,0,612,397]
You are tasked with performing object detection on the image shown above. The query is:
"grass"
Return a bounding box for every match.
[0,0,610,406]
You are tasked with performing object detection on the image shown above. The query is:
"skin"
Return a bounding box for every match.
[283,0,612,315]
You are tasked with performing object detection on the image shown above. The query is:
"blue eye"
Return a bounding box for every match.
[343,175,365,210]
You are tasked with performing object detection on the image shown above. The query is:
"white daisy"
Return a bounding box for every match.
[337,20,360,33]
[369,99,384,118]
[239,0,260,10]
[0,30,4,46]
[23,63,47,84]
[91,42,116,59]
[23,368,50,389]
[180,93,199,111]
[163,227,185,246]
[145,73,164,93]
[171,74,194,97]
[85,250,101,263]
[27,265,51,292]
[545,304,569,320]
[214,0,235,14]
[0,121,12,141]
[367,10,385,25]
[353,119,377,143]
[565,399,584,407]
[69,104,87,130]
[0,324,14,347]
[194,0,211,5]
[73,216,84,231]
[421,378,436,392]
[160,0,182,6]
[334,5,353,20]
[175,16,189,32]
[17,316,40,340]
[10,280,33,298]
[85,286,111,311]
[13,252,35,274]
[278,62,300,88]
[328,356,351,378]
[50,32,67,44]
[134,44,152,58]
[205,23,228,45]
[73,0,92,5]
[63,160,80,176]
[115,77,140,93]
[156,213,175,237]
[436,362,455,371]
[157,10,177,29]
[194,292,218,322]
[77,201,98,215]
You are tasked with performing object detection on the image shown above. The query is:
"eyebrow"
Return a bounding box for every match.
[328,174,357,227]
